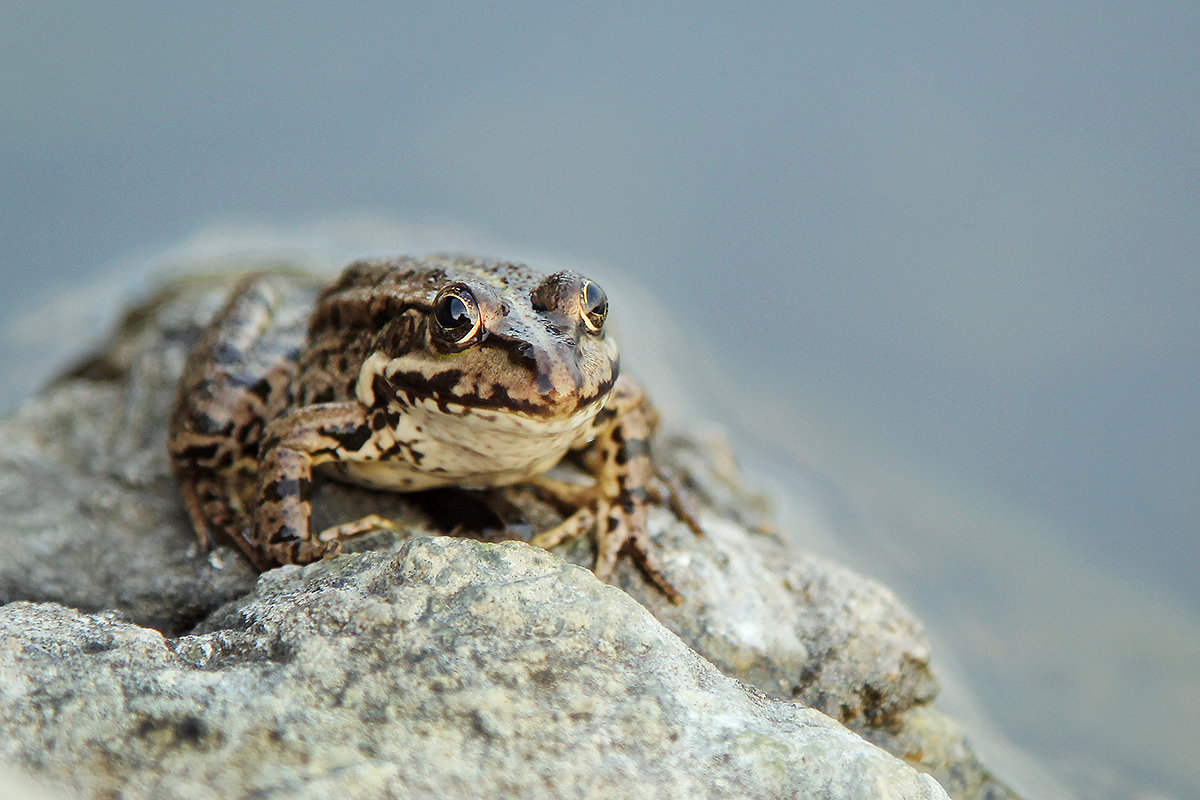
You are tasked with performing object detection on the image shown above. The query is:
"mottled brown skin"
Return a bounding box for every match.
[169,255,699,600]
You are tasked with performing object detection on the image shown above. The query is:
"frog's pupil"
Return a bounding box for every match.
[586,283,604,312]
[582,281,607,331]
[437,295,470,329]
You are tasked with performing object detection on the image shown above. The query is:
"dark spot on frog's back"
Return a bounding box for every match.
[247,376,275,402]
[309,386,336,404]
[183,409,227,436]
[177,441,221,463]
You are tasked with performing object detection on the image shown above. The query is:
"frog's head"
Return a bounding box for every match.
[362,259,619,422]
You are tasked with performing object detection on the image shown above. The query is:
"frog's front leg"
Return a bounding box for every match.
[254,402,393,565]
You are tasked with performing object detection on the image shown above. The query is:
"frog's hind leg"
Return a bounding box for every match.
[173,464,270,570]
[168,274,305,569]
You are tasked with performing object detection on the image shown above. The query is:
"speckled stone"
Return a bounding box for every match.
[0,541,949,800]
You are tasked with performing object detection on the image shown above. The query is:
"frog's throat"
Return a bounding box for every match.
[354,352,614,421]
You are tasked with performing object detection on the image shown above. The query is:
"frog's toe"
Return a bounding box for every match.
[624,520,683,603]
[590,501,623,584]
[315,514,397,553]
[530,475,597,509]
[530,505,596,550]
[595,500,683,602]
[652,469,705,538]
[533,493,684,602]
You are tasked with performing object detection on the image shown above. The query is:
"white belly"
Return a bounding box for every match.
[324,395,600,492]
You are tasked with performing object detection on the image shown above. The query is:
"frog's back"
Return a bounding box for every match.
[288,259,438,407]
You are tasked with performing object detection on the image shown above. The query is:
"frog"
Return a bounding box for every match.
[168,254,700,601]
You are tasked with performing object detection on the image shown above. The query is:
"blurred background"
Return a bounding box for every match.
[2,4,1197,799]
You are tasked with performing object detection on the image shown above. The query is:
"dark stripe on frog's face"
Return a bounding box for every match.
[378,322,619,419]
[384,363,617,418]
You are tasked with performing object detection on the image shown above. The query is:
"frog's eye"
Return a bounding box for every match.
[431,284,483,348]
[580,279,608,334]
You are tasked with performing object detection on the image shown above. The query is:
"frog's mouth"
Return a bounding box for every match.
[387,368,614,419]
[357,352,616,421]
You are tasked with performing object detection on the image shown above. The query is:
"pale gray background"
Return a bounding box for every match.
[2,4,1197,799]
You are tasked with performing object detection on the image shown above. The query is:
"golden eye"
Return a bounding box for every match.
[580,279,607,334]
[431,284,482,348]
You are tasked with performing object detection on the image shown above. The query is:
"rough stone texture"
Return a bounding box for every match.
[0,542,950,800]
[0,264,1018,799]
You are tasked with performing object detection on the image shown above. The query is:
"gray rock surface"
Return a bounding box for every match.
[0,541,949,800]
[0,262,1018,799]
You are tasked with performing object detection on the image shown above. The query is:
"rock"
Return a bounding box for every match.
[0,260,1018,798]
[4,544,950,800]
[0,542,950,800]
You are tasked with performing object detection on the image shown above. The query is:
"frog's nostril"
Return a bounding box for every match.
[513,340,536,364]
